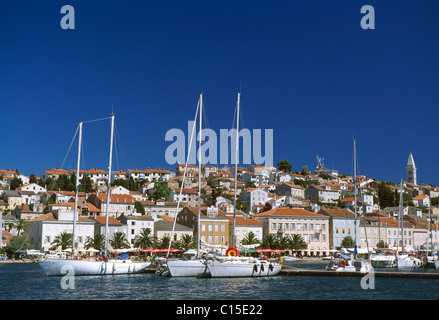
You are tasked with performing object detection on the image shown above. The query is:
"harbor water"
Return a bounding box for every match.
[1,260,439,301]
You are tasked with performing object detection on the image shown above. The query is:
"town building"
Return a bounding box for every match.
[253,207,330,256]
[318,208,358,249]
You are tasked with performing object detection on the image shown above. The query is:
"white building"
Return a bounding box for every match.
[229,216,263,246]
[118,214,155,247]
[253,207,330,256]
[26,209,95,251]
[305,185,341,203]
[240,188,269,212]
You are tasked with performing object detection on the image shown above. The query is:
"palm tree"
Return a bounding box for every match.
[158,235,171,249]
[241,231,260,246]
[277,236,291,250]
[84,234,105,250]
[289,234,307,253]
[178,234,195,250]
[133,228,155,249]
[51,232,73,250]
[15,218,27,236]
[109,232,130,249]
[262,234,278,249]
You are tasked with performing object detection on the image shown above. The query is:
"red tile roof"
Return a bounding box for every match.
[253,207,327,218]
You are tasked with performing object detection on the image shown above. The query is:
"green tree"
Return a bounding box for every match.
[178,234,195,250]
[5,235,33,257]
[15,218,27,236]
[301,166,310,176]
[84,234,105,250]
[150,182,171,201]
[109,232,130,249]
[277,236,291,250]
[128,176,137,191]
[376,240,388,249]
[241,231,260,245]
[158,235,171,249]
[10,177,23,190]
[293,179,307,189]
[135,201,145,215]
[341,235,356,248]
[79,175,93,193]
[261,202,272,212]
[262,234,277,249]
[29,174,37,184]
[277,160,292,172]
[289,234,307,251]
[133,228,155,249]
[51,232,73,250]
[377,182,396,208]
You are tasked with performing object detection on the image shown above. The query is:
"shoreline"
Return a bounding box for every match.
[0,259,36,264]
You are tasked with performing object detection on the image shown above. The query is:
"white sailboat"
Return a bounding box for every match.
[166,93,211,277]
[38,116,151,276]
[206,92,282,278]
[333,139,371,273]
[396,179,423,269]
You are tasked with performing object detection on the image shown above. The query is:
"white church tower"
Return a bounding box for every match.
[406,151,417,185]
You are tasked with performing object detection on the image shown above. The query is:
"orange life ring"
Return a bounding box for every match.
[226,247,239,257]
[339,259,347,267]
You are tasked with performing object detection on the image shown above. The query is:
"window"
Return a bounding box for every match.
[202,225,206,231]
[272,223,277,230]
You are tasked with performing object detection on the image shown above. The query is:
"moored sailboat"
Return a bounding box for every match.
[166,93,211,277]
[38,116,151,276]
[205,92,282,278]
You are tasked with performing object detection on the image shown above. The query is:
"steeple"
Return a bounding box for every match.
[406,151,417,185]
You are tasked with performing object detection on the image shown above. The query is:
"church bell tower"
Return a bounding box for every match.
[406,151,417,185]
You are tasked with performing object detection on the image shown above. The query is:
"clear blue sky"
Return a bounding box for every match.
[1,1,438,185]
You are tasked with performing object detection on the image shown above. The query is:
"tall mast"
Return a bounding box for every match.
[197,93,203,258]
[353,139,358,248]
[104,115,115,257]
[399,178,404,254]
[71,122,82,260]
[233,92,240,249]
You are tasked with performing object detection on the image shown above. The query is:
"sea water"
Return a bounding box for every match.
[1,260,438,301]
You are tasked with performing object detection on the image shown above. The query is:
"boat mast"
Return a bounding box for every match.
[399,178,404,255]
[71,121,83,260]
[104,115,115,257]
[353,139,358,250]
[232,92,240,249]
[197,93,203,259]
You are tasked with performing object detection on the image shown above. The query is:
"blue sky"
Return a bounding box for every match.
[1,1,438,185]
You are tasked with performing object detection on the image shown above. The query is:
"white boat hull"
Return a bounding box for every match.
[166,259,210,277]
[38,259,151,276]
[397,255,423,269]
[435,260,439,269]
[207,260,282,278]
[371,255,396,268]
